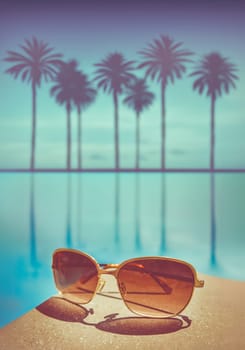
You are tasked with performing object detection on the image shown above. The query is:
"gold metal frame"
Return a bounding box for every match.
[52,248,204,318]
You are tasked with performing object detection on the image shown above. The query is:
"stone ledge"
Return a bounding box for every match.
[0,274,244,349]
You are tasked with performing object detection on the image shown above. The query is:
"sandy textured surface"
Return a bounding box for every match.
[0,274,245,349]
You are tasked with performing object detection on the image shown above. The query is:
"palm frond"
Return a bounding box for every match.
[5,50,31,63]
[4,37,62,86]
[94,52,135,95]
[190,52,238,98]
[123,78,154,114]
[139,35,193,85]
[51,61,97,112]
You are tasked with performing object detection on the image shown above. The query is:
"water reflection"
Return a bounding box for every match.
[66,174,72,248]
[26,173,229,270]
[114,174,120,247]
[1,172,245,327]
[77,174,82,246]
[210,173,216,267]
[5,172,245,279]
[135,173,141,252]
[160,173,166,255]
[29,174,39,271]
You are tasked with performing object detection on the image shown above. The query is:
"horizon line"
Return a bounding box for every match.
[0,168,245,173]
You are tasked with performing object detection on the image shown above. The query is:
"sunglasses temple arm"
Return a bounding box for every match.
[195,279,205,288]
[148,271,204,290]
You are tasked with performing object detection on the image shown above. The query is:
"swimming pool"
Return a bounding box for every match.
[0,172,244,327]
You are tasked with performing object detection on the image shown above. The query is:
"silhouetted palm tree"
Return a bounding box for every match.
[73,72,97,169]
[94,53,135,169]
[4,37,62,169]
[123,78,154,169]
[50,60,78,169]
[139,35,192,169]
[190,53,238,170]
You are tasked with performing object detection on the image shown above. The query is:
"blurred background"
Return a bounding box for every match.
[1,0,245,169]
[0,0,244,327]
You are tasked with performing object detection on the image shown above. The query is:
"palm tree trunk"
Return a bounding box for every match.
[161,80,166,170]
[113,91,119,169]
[136,112,140,169]
[77,107,82,169]
[210,94,216,170]
[66,103,71,170]
[31,82,37,170]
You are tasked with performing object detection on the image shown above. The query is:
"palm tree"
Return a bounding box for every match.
[139,35,193,169]
[50,60,78,170]
[190,53,238,170]
[4,37,62,169]
[73,72,97,169]
[94,53,135,169]
[123,78,154,169]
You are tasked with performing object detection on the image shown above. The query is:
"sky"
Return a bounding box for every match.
[0,0,245,169]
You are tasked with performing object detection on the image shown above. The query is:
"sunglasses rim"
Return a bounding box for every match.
[52,248,204,317]
[52,248,101,304]
[116,256,197,318]
[115,255,203,287]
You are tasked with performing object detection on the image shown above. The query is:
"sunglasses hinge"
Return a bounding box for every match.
[195,279,205,288]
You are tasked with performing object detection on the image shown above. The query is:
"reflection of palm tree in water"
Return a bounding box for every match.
[114,174,120,246]
[135,173,141,251]
[210,173,216,266]
[66,175,72,248]
[76,175,83,247]
[29,174,39,269]
[160,174,167,254]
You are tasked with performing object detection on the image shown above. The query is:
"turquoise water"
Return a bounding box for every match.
[0,173,245,327]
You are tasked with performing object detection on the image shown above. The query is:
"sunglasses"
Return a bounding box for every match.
[52,248,204,318]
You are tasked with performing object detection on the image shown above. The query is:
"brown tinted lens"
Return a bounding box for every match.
[117,259,194,317]
[52,251,99,303]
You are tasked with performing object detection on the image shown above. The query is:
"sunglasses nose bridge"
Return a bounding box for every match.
[96,267,118,294]
[99,264,119,277]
